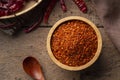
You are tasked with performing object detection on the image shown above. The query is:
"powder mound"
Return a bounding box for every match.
[51,20,98,66]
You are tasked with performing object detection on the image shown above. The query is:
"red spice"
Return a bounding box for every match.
[51,20,98,66]
[0,0,37,17]
[73,0,87,13]
[43,0,58,23]
[60,0,67,12]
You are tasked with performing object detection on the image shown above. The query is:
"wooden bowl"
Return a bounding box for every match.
[47,16,102,71]
[0,0,42,19]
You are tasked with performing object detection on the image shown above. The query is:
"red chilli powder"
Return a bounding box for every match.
[51,20,98,66]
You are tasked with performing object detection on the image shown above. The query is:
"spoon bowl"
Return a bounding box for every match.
[23,56,45,80]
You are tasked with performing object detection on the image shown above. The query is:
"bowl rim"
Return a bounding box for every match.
[0,0,42,19]
[47,16,102,71]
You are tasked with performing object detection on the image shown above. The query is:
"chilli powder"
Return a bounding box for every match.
[51,20,98,66]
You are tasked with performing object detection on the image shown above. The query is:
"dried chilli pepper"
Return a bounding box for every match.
[43,0,57,23]
[24,14,43,33]
[0,0,37,17]
[73,0,87,13]
[60,0,67,12]
[0,22,16,29]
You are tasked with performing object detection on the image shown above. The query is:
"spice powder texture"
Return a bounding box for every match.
[51,20,98,66]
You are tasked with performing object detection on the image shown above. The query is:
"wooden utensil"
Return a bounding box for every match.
[23,56,45,80]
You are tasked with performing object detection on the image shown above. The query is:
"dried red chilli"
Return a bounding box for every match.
[43,0,57,23]
[60,0,67,12]
[72,0,87,13]
[24,14,43,33]
[0,0,38,31]
[0,22,16,29]
[0,0,88,34]
[0,0,37,17]
[43,0,87,23]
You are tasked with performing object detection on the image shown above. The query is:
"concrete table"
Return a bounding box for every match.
[0,0,120,80]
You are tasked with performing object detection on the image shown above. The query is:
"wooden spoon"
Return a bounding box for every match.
[23,56,45,80]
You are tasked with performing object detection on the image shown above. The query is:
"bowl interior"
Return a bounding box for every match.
[47,16,102,71]
[0,0,42,19]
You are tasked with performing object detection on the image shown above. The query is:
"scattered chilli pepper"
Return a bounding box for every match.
[60,0,67,12]
[43,0,57,23]
[0,0,88,34]
[0,22,16,29]
[43,0,87,23]
[72,0,87,13]
[24,14,43,33]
